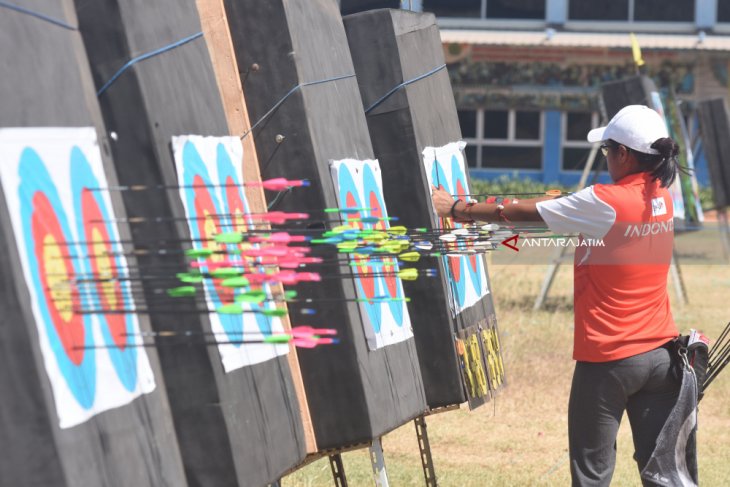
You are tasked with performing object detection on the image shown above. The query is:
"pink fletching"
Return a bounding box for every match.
[291,337,318,349]
[260,178,292,191]
[258,178,307,191]
[277,260,301,269]
[290,326,337,337]
[296,272,321,282]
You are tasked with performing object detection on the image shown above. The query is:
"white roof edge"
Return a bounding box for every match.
[439,29,730,51]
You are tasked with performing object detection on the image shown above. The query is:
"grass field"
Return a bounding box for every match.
[283,262,730,486]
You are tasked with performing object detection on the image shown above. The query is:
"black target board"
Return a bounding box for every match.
[343,9,505,410]
[600,75,660,118]
[222,0,428,449]
[0,1,185,485]
[72,0,307,484]
[696,99,730,209]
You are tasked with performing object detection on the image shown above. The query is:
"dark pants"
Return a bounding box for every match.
[568,345,680,487]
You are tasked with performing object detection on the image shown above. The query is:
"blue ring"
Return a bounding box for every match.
[70,147,138,391]
[18,148,96,408]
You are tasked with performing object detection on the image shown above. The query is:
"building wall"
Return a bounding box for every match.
[444,43,730,185]
[338,1,730,186]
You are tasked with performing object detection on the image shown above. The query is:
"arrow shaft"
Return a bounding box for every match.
[71,337,332,350]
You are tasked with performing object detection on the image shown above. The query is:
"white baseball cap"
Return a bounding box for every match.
[586,105,668,155]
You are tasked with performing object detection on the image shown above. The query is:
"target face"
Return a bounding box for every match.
[330,159,413,350]
[0,127,156,428]
[172,135,287,372]
[423,141,489,317]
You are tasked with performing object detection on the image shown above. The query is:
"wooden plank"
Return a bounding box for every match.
[195,0,317,454]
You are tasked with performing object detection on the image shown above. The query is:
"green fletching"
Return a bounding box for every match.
[312,237,342,245]
[210,267,242,278]
[221,276,250,288]
[260,308,288,317]
[284,290,298,299]
[177,273,204,284]
[185,248,214,258]
[214,232,243,244]
[166,286,197,297]
[263,334,292,343]
[235,290,267,303]
[217,303,243,314]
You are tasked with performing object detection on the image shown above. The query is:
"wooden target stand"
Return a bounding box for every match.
[196,0,316,454]
[197,3,507,485]
[195,2,459,486]
[534,141,689,310]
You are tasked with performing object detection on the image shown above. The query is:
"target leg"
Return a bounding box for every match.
[415,416,438,486]
[329,453,348,487]
[369,438,390,487]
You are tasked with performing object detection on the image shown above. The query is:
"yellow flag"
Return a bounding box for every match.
[630,33,645,67]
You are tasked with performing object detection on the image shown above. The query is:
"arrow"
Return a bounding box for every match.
[86,178,310,193]
[127,325,337,339]
[454,189,567,198]
[72,334,339,350]
[501,234,519,252]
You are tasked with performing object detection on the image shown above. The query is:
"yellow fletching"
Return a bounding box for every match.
[331,225,354,234]
[363,231,388,242]
[398,251,421,262]
[398,268,419,281]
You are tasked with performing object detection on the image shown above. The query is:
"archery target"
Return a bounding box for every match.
[330,159,413,350]
[172,135,287,372]
[0,127,156,429]
[422,141,489,317]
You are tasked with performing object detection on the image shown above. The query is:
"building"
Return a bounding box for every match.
[341,0,730,186]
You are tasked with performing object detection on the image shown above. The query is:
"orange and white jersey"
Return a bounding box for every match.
[536,172,678,362]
